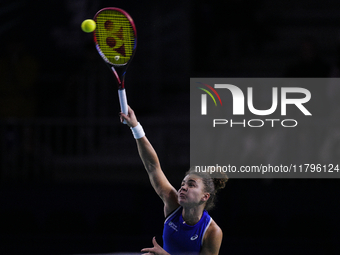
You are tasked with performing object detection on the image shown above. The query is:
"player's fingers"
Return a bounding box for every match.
[120,111,129,119]
[141,247,154,253]
[119,113,125,122]
[119,112,130,125]
[119,115,125,123]
[127,105,137,117]
[152,236,159,247]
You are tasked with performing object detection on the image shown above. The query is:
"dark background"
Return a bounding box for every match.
[1,0,340,254]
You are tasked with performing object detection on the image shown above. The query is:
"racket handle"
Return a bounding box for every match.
[118,88,128,124]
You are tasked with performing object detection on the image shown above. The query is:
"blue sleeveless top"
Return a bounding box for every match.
[162,206,212,255]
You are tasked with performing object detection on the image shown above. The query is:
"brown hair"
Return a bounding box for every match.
[185,167,228,211]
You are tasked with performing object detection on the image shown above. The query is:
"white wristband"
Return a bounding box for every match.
[131,122,145,139]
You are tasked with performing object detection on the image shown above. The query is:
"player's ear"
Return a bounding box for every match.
[201,193,210,202]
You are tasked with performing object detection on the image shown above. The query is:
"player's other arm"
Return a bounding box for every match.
[120,106,179,216]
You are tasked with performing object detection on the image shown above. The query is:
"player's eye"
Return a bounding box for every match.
[188,182,196,187]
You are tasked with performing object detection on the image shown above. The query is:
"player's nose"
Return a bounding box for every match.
[179,185,187,192]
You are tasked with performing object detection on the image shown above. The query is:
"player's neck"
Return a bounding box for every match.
[181,206,204,226]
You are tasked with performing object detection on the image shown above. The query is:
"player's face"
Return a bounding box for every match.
[178,174,209,207]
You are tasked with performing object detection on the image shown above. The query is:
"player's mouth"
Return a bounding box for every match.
[179,193,186,199]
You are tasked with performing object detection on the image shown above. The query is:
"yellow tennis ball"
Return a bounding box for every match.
[81,19,96,33]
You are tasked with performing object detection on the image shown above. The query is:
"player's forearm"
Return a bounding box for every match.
[136,136,161,173]
[121,108,161,173]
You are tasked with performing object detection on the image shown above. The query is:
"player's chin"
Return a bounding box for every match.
[178,197,189,206]
[178,197,185,204]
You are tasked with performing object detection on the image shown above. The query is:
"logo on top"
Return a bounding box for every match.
[190,234,199,241]
[104,20,126,56]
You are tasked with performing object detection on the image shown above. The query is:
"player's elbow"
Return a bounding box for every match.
[144,162,160,174]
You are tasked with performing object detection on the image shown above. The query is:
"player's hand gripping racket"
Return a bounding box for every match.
[93,8,137,124]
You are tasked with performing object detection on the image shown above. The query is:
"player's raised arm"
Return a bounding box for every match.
[120,106,179,216]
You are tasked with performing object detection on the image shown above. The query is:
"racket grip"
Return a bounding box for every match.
[118,88,128,124]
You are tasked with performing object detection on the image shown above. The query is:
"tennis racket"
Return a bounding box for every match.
[93,7,137,123]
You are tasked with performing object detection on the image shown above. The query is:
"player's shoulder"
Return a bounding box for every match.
[205,218,223,241]
[202,219,223,254]
[163,190,180,218]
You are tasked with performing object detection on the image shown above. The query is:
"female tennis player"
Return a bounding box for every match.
[120,106,228,255]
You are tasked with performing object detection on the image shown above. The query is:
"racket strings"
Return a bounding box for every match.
[95,10,136,65]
